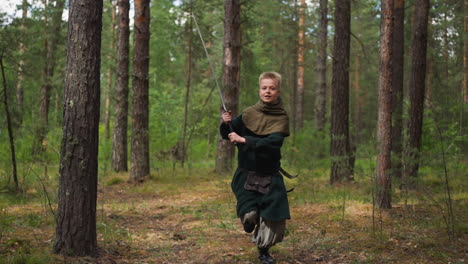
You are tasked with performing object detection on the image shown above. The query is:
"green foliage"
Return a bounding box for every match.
[0,206,14,241]
[150,0,185,82]
[0,0,462,174]
[283,123,330,170]
[96,220,132,246]
[1,254,53,264]
[105,176,125,186]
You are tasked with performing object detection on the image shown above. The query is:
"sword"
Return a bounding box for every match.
[191,14,227,113]
[191,14,235,134]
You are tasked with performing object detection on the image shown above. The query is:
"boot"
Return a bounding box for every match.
[258,247,275,264]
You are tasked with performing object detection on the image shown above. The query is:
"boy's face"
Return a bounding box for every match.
[259,78,280,103]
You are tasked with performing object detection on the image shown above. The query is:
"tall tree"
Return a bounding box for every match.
[295,0,306,130]
[1,55,19,191]
[464,0,467,103]
[330,0,353,184]
[404,0,430,180]
[376,0,394,209]
[215,0,241,174]
[33,0,65,155]
[181,3,193,168]
[16,0,28,126]
[391,0,405,179]
[112,0,130,172]
[104,0,117,140]
[130,0,151,182]
[353,53,362,142]
[53,0,102,256]
[315,0,328,131]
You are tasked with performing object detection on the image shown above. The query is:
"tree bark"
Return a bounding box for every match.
[16,0,28,126]
[291,23,298,136]
[376,0,394,209]
[104,1,117,140]
[391,0,405,179]
[443,12,449,88]
[181,6,193,168]
[295,0,306,130]
[315,0,328,131]
[215,0,241,174]
[464,0,467,103]
[404,0,430,180]
[112,0,130,172]
[353,54,362,142]
[130,0,151,181]
[425,56,432,105]
[34,0,65,155]
[330,0,353,184]
[1,56,19,192]
[53,0,102,256]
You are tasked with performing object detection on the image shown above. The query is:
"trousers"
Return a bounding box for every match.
[241,210,286,248]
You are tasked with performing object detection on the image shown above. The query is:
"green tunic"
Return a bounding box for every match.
[220,115,290,222]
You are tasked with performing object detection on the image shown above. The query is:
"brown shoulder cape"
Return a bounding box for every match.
[242,97,290,136]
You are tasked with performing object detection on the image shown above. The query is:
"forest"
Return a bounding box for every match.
[0,0,466,263]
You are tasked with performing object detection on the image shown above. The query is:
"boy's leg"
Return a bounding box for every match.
[240,210,258,233]
[254,218,286,264]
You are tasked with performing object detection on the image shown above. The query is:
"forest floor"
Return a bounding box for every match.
[0,168,466,264]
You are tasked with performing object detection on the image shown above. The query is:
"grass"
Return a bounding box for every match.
[1,253,55,264]
[0,164,466,264]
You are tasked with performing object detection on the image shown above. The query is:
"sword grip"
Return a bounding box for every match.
[228,122,237,146]
[222,109,237,146]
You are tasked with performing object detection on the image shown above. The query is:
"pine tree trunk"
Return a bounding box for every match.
[54,88,59,124]
[404,0,429,180]
[111,0,130,172]
[464,0,467,103]
[443,12,449,86]
[289,0,298,135]
[1,56,19,192]
[215,0,241,174]
[16,0,28,126]
[34,0,65,155]
[330,0,353,184]
[376,0,394,209]
[53,0,102,256]
[391,0,405,179]
[295,0,306,130]
[34,0,50,155]
[104,1,117,140]
[425,57,432,105]
[353,54,361,142]
[315,0,328,131]
[291,35,298,136]
[181,7,193,168]
[130,0,151,182]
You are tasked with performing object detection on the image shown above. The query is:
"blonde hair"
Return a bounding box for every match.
[259,72,282,89]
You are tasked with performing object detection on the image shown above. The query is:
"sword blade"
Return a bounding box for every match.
[191,14,227,112]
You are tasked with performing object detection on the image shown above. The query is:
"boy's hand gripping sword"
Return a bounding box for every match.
[192,14,296,178]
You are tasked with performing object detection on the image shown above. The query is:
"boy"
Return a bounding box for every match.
[220,72,290,264]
